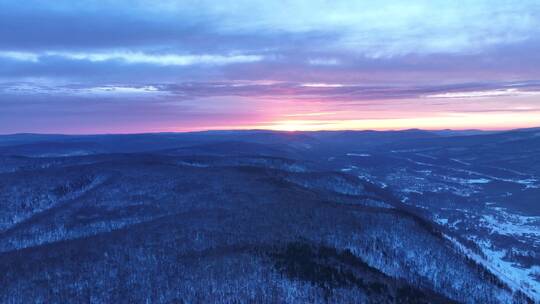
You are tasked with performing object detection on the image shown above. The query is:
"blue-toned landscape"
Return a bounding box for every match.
[0,129,539,303]
[1,1,540,303]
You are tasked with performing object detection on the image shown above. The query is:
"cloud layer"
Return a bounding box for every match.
[0,0,539,133]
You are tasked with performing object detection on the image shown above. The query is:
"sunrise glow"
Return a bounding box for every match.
[1,1,539,134]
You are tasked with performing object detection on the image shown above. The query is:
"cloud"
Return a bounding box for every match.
[425,88,540,99]
[5,80,539,104]
[51,51,263,66]
[308,58,341,66]
[299,83,346,88]
[2,1,539,57]
[0,51,39,62]
[0,51,263,66]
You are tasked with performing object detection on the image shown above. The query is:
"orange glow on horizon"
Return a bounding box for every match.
[170,110,540,133]
[260,111,540,131]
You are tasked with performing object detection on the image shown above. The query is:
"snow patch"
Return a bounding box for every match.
[451,158,471,166]
[464,178,491,184]
[346,153,371,157]
[444,235,540,301]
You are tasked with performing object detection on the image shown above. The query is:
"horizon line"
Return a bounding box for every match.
[2,126,538,137]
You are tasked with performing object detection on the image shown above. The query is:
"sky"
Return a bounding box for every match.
[1,0,540,134]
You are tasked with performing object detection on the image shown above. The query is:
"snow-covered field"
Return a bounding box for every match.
[336,151,540,301]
